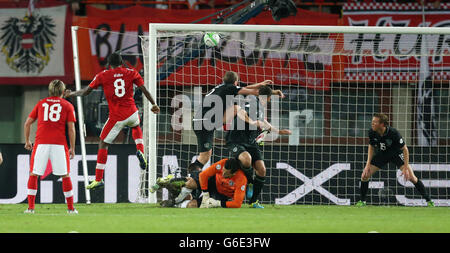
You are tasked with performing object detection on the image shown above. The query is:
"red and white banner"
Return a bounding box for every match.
[342,2,450,83]
[0,2,73,85]
[77,5,338,90]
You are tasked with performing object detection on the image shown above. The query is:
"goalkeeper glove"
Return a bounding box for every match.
[199,192,210,208]
[206,198,221,208]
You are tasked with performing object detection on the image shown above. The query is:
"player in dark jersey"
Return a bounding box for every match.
[226,85,291,208]
[356,113,434,207]
[190,71,283,172]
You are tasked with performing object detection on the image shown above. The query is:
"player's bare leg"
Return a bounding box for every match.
[132,126,147,170]
[198,150,212,166]
[356,165,380,206]
[400,164,434,207]
[87,140,109,190]
[25,172,39,213]
[250,160,266,208]
[62,174,77,214]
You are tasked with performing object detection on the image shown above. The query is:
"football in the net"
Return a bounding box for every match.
[203,32,220,47]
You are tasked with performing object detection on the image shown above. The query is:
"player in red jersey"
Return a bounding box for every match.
[23,80,77,214]
[66,53,160,190]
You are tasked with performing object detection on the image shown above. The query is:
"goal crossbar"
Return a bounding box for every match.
[149,23,450,35]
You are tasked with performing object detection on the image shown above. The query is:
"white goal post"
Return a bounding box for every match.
[143,23,450,206]
[71,25,91,204]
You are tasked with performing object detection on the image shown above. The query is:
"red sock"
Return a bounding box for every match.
[132,126,144,153]
[27,175,38,210]
[96,148,108,181]
[62,177,74,210]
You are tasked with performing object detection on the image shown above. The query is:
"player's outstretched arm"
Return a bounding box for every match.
[262,119,291,135]
[23,117,36,151]
[238,87,259,96]
[65,86,93,98]
[400,145,412,181]
[233,105,261,127]
[138,85,160,114]
[246,80,273,89]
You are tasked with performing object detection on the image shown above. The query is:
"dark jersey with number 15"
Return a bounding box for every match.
[368,126,405,155]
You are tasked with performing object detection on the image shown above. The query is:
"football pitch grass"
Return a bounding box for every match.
[0,203,449,233]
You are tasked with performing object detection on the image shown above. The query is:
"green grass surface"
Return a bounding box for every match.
[0,203,448,233]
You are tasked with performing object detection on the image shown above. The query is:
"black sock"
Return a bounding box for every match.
[242,167,254,184]
[194,159,204,168]
[414,179,431,202]
[360,181,369,202]
[250,175,265,203]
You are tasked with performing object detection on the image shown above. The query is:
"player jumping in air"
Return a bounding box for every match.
[65,53,160,190]
[23,80,77,214]
[190,71,283,176]
[356,113,434,207]
[226,85,291,208]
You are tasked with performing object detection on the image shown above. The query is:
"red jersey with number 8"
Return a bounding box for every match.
[29,97,76,146]
[89,67,144,121]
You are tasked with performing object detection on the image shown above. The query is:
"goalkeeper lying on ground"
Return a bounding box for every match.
[151,158,247,208]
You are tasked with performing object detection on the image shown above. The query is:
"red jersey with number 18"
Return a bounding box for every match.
[29,97,76,146]
[89,67,144,121]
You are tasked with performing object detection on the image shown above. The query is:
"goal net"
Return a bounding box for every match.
[138,24,449,206]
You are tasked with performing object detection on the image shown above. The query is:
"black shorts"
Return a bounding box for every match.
[226,143,263,165]
[195,175,230,207]
[194,128,214,152]
[370,151,405,169]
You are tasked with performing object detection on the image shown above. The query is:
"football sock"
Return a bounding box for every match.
[62,177,74,210]
[95,148,108,181]
[360,180,369,202]
[27,175,38,210]
[175,187,193,203]
[250,175,265,203]
[132,126,144,153]
[414,179,431,202]
[242,166,254,184]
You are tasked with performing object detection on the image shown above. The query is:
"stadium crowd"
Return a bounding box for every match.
[3,0,447,16]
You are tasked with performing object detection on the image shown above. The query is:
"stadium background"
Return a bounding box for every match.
[0,0,449,206]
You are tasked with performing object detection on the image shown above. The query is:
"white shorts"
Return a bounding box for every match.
[100,111,140,144]
[30,144,70,176]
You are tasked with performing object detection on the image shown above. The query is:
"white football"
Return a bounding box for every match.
[203,32,220,47]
